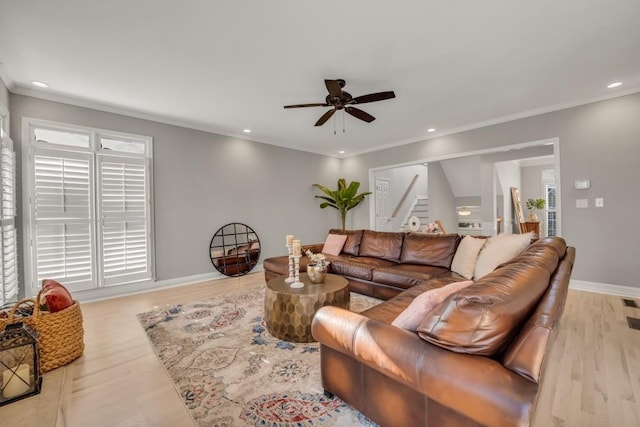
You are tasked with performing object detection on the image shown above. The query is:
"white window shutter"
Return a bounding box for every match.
[98,156,151,285]
[0,138,17,304]
[32,149,95,291]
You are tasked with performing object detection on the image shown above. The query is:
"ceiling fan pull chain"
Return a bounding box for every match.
[333,114,337,135]
[343,110,346,133]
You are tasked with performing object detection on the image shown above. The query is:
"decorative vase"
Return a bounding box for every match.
[307,264,327,284]
[526,210,538,222]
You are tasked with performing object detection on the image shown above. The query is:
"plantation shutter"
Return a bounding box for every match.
[0,137,17,304]
[32,148,95,292]
[98,155,151,285]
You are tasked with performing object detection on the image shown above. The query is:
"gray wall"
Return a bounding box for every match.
[10,94,340,287]
[427,162,457,233]
[342,92,640,288]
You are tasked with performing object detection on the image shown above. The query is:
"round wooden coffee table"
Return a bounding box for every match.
[264,273,349,343]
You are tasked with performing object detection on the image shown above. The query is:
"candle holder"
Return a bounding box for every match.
[290,255,304,288]
[0,322,42,406]
[284,244,295,283]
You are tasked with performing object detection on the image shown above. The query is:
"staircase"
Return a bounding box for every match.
[399,195,430,230]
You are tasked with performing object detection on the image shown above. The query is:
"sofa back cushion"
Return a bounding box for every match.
[416,242,561,355]
[399,233,461,268]
[359,230,405,261]
[328,229,363,256]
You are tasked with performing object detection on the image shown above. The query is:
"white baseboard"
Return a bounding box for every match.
[570,279,640,298]
[75,272,223,303]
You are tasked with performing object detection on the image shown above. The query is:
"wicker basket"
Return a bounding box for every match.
[3,293,84,373]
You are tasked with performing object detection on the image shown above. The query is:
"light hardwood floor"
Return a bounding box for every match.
[18,273,640,426]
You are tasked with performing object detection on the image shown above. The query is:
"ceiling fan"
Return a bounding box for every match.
[284,79,396,127]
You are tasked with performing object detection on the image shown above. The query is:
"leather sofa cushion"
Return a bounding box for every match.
[263,255,312,275]
[359,230,404,261]
[362,272,469,323]
[329,229,363,256]
[372,264,450,290]
[329,256,396,281]
[416,242,561,355]
[400,233,461,267]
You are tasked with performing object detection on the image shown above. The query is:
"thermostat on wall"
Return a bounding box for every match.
[574,180,591,189]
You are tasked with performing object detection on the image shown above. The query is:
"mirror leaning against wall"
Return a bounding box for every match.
[209,223,261,277]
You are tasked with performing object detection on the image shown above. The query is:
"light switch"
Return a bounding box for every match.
[595,198,604,207]
[576,199,589,208]
[574,180,591,190]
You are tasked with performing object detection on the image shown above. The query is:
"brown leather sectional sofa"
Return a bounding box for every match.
[263,229,575,427]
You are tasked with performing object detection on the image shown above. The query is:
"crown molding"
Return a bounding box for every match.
[10,84,339,158]
[343,86,640,158]
[0,61,15,89]
[8,83,640,160]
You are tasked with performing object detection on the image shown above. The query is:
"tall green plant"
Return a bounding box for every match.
[313,179,371,231]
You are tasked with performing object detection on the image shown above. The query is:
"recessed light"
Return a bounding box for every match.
[339,150,345,154]
[607,82,623,89]
[427,128,436,132]
[243,129,251,133]
[31,80,49,88]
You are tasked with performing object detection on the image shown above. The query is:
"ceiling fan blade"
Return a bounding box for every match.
[283,103,329,109]
[324,79,343,98]
[345,107,375,123]
[351,91,396,104]
[315,109,336,126]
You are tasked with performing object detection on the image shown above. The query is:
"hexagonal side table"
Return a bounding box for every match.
[264,273,350,343]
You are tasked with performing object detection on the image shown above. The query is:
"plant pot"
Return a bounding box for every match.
[307,264,327,284]
[526,210,538,222]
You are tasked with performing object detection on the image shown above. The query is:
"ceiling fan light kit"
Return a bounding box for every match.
[284,79,396,128]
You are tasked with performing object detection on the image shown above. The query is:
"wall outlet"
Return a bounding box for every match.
[595,198,604,207]
[576,199,589,208]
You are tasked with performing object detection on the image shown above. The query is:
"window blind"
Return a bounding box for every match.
[98,156,150,285]
[32,149,95,291]
[0,140,17,304]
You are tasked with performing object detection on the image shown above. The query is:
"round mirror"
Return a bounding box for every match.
[209,223,261,276]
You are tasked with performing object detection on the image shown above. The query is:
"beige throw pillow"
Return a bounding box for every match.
[391,280,474,331]
[450,236,486,279]
[473,232,534,279]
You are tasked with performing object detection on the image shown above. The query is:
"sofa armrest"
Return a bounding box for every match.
[302,243,324,254]
[312,306,538,427]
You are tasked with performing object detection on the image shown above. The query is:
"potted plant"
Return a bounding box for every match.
[312,179,371,231]
[305,249,330,283]
[525,198,545,222]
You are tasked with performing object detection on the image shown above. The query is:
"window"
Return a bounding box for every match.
[542,169,556,237]
[0,133,17,305]
[24,119,153,294]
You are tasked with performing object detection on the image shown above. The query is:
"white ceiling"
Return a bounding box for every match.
[1,1,639,157]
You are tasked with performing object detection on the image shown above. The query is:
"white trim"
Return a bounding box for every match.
[570,279,640,298]
[73,267,265,303]
[9,83,640,159]
[0,103,9,137]
[21,117,155,295]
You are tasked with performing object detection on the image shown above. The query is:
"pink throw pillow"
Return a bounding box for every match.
[391,280,474,331]
[321,234,348,256]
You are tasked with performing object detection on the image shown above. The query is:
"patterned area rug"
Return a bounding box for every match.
[137,287,381,426]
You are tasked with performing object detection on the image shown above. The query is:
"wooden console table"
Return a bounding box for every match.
[523,221,540,237]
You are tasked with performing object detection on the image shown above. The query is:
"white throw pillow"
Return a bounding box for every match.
[392,280,474,331]
[450,236,486,279]
[473,232,534,279]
